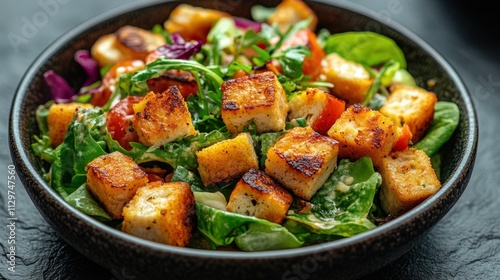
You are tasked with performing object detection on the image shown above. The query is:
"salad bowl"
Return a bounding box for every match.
[9,0,477,279]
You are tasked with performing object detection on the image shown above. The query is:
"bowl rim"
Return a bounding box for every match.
[9,0,478,260]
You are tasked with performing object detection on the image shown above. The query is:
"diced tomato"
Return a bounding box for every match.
[277,29,325,80]
[393,123,413,152]
[90,60,145,107]
[106,96,143,150]
[147,173,165,183]
[146,69,198,99]
[311,94,346,135]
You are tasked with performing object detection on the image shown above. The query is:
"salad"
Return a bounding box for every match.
[32,0,459,251]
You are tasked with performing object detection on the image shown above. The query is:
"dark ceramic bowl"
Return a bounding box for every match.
[9,0,478,279]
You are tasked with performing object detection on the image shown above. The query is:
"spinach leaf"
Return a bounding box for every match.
[285,157,381,237]
[196,203,303,251]
[170,165,204,191]
[324,31,407,68]
[51,107,108,197]
[65,183,112,221]
[413,101,460,157]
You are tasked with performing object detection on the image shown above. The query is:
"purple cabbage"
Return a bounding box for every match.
[234,17,262,33]
[74,50,100,87]
[44,49,101,103]
[154,33,203,60]
[43,70,76,103]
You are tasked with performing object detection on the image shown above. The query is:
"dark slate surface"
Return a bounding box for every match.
[1,0,499,279]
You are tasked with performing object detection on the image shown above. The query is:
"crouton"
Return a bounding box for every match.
[378,148,441,217]
[163,4,230,41]
[288,88,329,123]
[85,151,148,219]
[265,127,339,200]
[268,0,318,33]
[91,26,165,67]
[221,71,289,134]
[327,104,398,168]
[196,132,259,186]
[122,181,196,247]
[380,84,438,142]
[288,87,346,134]
[47,102,94,148]
[320,53,373,105]
[227,168,293,224]
[132,87,197,147]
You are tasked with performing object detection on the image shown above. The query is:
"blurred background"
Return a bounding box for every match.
[1,0,499,279]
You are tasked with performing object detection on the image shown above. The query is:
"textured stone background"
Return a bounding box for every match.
[1,0,499,279]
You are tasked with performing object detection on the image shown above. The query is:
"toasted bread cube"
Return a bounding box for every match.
[288,87,329,124]
[379,148,441,217]
[132,87,197,147]
[221,71,289,134]
[327,104,398,168]
[268,0,318,33]
[227,168,293,224]
[85,151,148,219]
[122,181,196,247]
[320,53,373,105]
[196,132,259,186]
[91,26,165,67]
[164,4,230,41]
[265,127,339,200]
[380,84,438,142]
[47,102,94,148]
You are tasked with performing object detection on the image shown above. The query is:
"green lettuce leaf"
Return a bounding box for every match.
[50,107,107,197]
[196,203,304,251]
[413,101,460,157]
[324,31,406,68]
[285,157,381,238]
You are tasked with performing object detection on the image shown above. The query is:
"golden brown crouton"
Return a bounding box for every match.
[265,127,339,200]
[132,87,197,147]
[91,26,165,67]
[47,102,94,148]
[378,148,441,217]
[380,84,438,142]
[85,151,148,219]
[227,168,293,224]
[288,87,330,124]
[327,104,398,168]
[320,53,373,105]
[221,71,289,134]
[196,132,259,186]
[268,0,318,33]
[122,181,196,247]
[163,4,230,41]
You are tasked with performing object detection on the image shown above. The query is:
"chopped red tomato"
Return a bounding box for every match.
[146,70,198,99]
[106,96,143,150]
[278,29,325,80]
[393,123,413,152]
[311,94,346,135]
[147,173,165,183]
[90,60,145,106]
